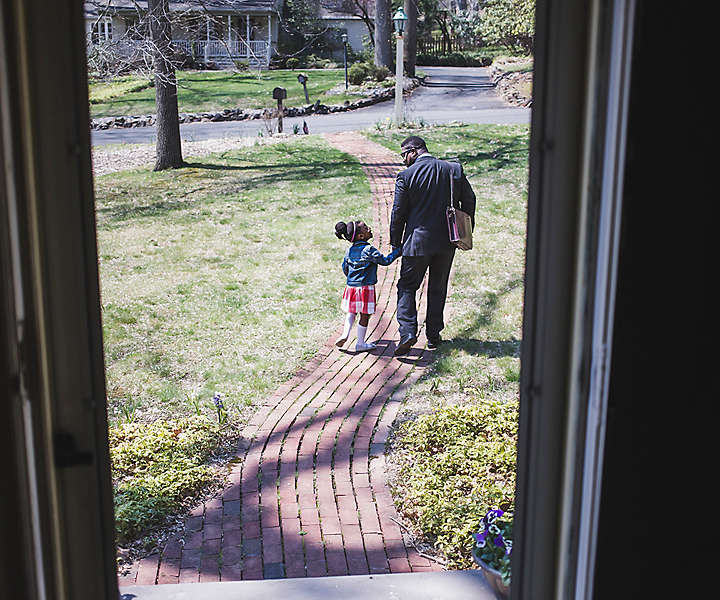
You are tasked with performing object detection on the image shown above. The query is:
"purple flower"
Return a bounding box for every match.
[484,509,504,523]
[474,508,513,559]
[213,393,224,410]
[473,531,488,548]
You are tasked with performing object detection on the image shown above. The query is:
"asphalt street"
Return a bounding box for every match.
[90,66,531,146]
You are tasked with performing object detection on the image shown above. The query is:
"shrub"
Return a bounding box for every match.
[482,0,535,54]
[372,64,391,82]
[110,417,222,545]
[305,54,333,69]
[286,57,300,70]
[390,400,518,568]
[348,62,370,85]
[416,52,492,67]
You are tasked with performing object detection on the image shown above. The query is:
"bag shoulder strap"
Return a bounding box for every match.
[444,159,459,209]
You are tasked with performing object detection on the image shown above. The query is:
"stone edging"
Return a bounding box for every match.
[488,66,532,107]
[91,78,422,130]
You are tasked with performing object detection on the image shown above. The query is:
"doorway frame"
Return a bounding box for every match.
[0,0,643,598]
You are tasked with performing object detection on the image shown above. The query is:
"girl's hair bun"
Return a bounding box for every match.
[334,221,347,240]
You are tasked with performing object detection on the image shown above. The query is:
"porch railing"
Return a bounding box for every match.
[172,39,270,63]
[88,38,271,65]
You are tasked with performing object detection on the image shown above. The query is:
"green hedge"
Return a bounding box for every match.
[416,53,492,67]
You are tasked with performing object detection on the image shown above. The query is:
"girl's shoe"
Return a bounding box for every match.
[355,342,376,352]
[335,335,348,347]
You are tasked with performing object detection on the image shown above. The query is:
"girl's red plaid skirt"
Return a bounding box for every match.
[341,285,376,314]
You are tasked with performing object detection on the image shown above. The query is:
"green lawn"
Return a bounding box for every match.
[365,123,529,569]
[95,136,371,427]
[90,69,370,118]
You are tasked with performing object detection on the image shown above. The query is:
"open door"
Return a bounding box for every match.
[1,1,672,599]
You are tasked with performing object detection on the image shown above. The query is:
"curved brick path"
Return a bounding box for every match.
[120,132,442,587]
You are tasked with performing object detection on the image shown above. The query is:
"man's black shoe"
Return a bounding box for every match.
[427,335,442,349]
[394,335,417,356]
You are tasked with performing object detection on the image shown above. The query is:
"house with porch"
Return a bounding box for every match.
[84,0,282,69]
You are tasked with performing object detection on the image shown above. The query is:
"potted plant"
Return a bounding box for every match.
[472,509,513,600]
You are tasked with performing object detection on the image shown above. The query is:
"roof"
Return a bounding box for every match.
[84,0,280,17]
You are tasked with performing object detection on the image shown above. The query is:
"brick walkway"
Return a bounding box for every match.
[119,132,442,587]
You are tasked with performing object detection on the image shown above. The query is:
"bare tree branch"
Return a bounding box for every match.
[85,1,273,81]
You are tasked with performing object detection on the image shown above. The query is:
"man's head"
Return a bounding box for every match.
[400,136,428,166]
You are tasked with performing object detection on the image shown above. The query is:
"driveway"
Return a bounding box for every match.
[90,66,531,146]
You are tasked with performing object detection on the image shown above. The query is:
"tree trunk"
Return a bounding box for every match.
[436,15,451,55]
[403,0,417,77]
[149,0,183,171]
[374,0,392,68]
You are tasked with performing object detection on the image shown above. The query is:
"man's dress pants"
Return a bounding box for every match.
[396,247,456,340]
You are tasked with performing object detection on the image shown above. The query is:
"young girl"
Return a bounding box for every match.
[334,219,401,351]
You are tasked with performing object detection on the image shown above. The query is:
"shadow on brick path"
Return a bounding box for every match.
[119,132,442,587]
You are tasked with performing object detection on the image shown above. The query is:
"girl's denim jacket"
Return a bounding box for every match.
[342,241,401,287]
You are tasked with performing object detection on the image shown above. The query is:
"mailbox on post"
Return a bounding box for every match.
[297,73,310,104]
[272,87,287,133]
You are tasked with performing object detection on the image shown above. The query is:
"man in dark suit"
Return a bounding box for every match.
[390,136,476,356]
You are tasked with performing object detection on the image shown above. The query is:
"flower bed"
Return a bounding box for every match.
[388,400,518,569]
[110,417,226,546]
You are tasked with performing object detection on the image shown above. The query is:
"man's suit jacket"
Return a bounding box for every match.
[390,154,476,256]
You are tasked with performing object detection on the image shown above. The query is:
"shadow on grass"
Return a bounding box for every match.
[451,139,529,173]
[95,158,364,224]
[412,274,524,381]
[436,337,520,359]
[96,131,527,224]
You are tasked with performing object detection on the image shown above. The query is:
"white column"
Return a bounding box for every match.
[246,14,250,60]
[267,14,272,65]
[205,15,210,63]
[394,33,404,124]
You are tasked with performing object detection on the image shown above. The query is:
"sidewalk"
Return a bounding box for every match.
[119,132,441,587]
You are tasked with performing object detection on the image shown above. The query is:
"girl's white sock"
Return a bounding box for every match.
[355,324,376,351]
[343,313,356,338]
[336,313,355,346]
